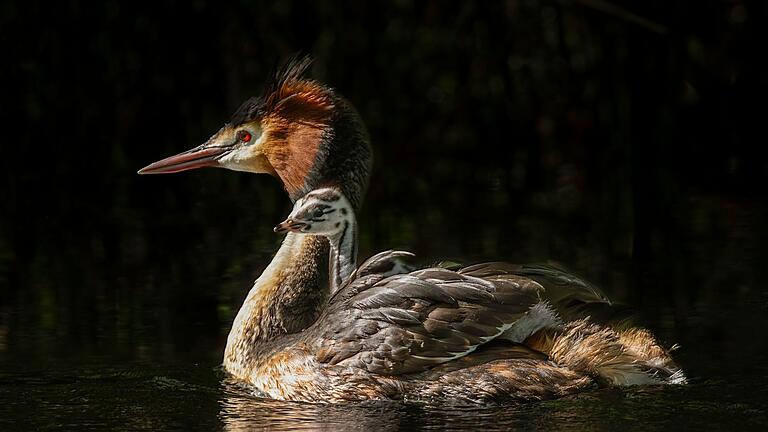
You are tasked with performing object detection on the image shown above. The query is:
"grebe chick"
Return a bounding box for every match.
[274,188,358,294]
[274,188,414,295]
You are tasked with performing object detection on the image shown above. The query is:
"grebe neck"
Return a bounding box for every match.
[327,217,357,294]
[223,233,328,376]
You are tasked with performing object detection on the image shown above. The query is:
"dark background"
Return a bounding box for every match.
[1,1,767,429]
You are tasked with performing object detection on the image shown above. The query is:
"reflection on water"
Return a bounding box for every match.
[4,364,765,430]
[220,378,409,431]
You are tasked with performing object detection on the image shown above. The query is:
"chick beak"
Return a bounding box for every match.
[273,219,307,233]
[273,220,291,233]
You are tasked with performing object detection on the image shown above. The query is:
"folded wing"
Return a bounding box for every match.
[312,266,543,375]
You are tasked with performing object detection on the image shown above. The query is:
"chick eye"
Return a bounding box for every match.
[313,209,325,218]
[239,131,252,143]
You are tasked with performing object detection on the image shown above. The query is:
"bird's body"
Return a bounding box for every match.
[233,187,683,403]
[139,58,685,403]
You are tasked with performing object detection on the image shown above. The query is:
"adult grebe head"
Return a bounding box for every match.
[137,57,372,209]
[273,187,353,236]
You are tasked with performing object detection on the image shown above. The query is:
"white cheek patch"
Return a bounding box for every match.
[217,134,267,173]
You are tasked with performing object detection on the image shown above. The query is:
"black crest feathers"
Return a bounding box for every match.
[229,55,318,126]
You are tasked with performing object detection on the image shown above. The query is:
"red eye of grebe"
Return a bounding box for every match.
[241,131,252,142]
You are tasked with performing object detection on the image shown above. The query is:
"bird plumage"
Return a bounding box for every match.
[251,186,685,402]
[138,59,685,403]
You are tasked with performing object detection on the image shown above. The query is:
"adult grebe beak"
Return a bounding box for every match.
[137,143,233,174]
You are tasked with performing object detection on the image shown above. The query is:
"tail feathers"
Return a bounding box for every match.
[617,327,687,384]
[525,319,686,386]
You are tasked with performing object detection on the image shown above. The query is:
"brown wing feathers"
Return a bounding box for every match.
[312,267,543,375]
[460,262,610,305]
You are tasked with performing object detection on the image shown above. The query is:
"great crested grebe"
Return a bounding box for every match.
[138,58,685,402]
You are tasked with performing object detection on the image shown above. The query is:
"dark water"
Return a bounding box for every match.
[3,0,768,430]
[2,181,767,430]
